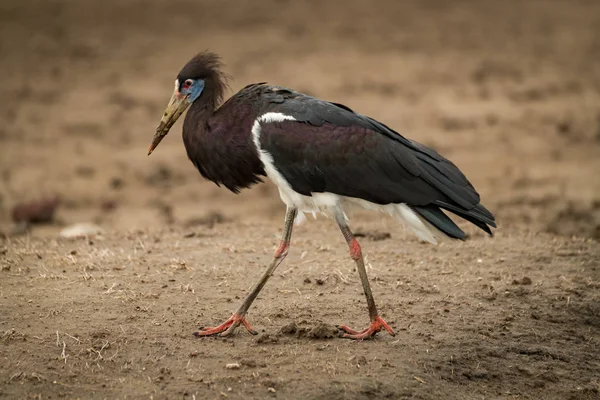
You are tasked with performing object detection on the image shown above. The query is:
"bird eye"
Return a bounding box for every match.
[183,79,194,88]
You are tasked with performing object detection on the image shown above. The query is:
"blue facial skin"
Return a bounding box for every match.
[180,79,205,103]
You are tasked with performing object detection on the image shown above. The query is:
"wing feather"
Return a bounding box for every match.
[257,89,496,233]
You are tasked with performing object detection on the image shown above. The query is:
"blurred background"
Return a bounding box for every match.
[1,0,599,239]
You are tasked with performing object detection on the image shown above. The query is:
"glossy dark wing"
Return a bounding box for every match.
[259,120,439,204]
[258,90,496,235]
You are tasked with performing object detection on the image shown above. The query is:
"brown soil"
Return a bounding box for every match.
[1,0,599,399]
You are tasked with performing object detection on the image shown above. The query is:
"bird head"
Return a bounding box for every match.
[148,78,204,155]
[148,51,226,155]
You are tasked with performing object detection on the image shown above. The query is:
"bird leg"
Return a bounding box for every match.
[335,214,395,340]
[194,207,298,337]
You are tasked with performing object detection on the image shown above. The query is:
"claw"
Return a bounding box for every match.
[337,315,395,340]
[193,313,258,337]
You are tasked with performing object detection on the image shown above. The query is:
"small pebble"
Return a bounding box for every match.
[59,223,104,239]
[267,387,276,393]
[225,363,240,369]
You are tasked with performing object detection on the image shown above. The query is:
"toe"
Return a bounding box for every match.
[337,324,363,335]
[239,317,258,335]
[339,316,394,340]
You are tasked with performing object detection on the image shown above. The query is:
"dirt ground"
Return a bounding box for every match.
[1,0,600,398]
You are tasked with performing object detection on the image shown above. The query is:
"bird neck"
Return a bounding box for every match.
[185,100,212,131]
[180,89,265,193]
[183,90,219,136]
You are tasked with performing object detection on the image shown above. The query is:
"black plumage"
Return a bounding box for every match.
[184,97,265,193]
[257,115,496,238]
[179,75,495,237]
[149,51,496,340]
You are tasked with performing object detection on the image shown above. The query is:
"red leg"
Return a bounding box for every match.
[335,214,395,340]
[193,208,297,338]
[273,241,289,259]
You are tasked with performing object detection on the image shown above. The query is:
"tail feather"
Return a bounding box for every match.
[412,202,495,240]
[412,205,467,240]
[435,200,496,228]
[452,211,493,236]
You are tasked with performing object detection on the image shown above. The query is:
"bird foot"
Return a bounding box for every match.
[337,315,395,340]
[193,313,258,337]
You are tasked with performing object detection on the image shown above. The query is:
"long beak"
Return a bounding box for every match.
[148,88,191,155]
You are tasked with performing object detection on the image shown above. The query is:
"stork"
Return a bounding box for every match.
[148,52,496,340]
